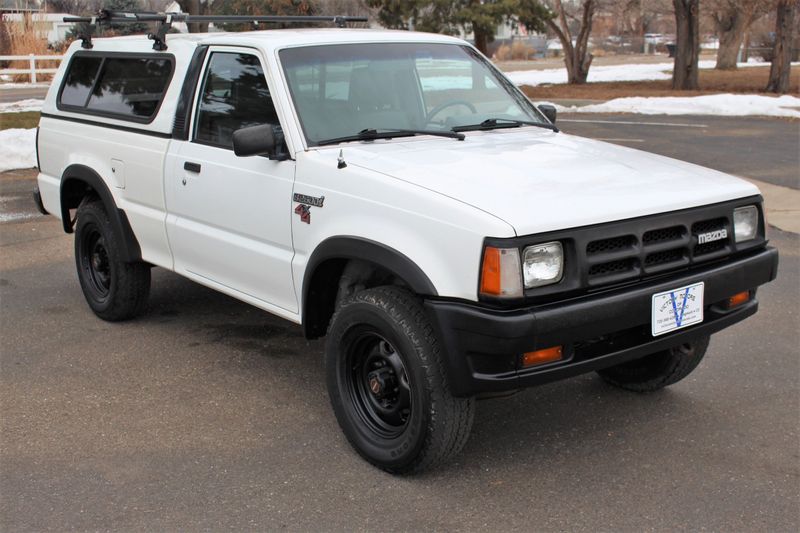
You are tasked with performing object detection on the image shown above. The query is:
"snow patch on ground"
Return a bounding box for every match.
[0,210,40,223]
[0,82,50,89]
[0,194,42,223]
[505,60,797,87]
[551,94,800,118]
[0,129,37,173]
[0,99,44,113]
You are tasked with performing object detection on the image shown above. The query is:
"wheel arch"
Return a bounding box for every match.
[302,237,438,339]
[60,164,142,263]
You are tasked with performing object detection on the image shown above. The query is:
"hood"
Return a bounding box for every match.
[331,128,759,236]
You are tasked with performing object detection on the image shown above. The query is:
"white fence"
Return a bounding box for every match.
[0,55,64,84]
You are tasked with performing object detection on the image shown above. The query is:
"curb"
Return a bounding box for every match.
[743,177,800,235]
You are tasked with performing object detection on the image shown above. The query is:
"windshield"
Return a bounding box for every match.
[279,43,547,146]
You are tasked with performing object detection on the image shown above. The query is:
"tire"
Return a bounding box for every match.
[325,286,474,474]
[74,200,150,321]
[597,336,710,392]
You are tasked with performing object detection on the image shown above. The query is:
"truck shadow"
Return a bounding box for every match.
[141,268,710,476]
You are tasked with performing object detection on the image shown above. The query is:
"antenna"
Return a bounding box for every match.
[63,10,369,51]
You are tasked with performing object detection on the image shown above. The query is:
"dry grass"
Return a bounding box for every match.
[4,14,57,82]
[0,111,40,130]
[495,41,535,61]
[520,66,800,100]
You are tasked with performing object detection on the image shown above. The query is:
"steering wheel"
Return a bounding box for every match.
[425,100,478,124]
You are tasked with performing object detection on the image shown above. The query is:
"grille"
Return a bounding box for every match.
[584,214,733,286]
[694,240,727,256]
[586,235,637,255]
[692,217,726,234]
[643,225,684,245]
[645,248,684,266]
[588,258,637,277]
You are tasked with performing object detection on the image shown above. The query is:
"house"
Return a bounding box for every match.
[2,1,76,45]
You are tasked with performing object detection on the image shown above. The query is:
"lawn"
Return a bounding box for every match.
[520,65,800,100]
[0,112,40,130]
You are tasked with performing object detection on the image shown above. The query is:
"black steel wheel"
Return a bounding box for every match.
[78,226,112,302]
[326,286,474,474]
[344,329,412,439]
[597,336,711,392]
[74,200,150,321]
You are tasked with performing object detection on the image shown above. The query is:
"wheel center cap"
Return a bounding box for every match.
[369,376,382,395]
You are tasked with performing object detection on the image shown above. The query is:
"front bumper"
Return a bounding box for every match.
[425,247,779,397]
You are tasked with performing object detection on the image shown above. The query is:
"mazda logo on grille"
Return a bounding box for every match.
[697,229,728,244]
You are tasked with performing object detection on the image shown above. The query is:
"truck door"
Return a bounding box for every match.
[164,47,297,314]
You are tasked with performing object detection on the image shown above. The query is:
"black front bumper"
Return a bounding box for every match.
[425,247,779,397]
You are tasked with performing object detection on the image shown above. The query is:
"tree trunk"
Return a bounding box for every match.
[672,0,700,90]
[178,0,209,33]
[715,11,747,70]
[473,26,489,56]
[546,0,596,85]
[567,48,594,84]
[766,0,797,93]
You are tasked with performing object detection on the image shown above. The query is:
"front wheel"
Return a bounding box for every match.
[597,336,710,392]
[75,200,150,321]
[325,287,474,474]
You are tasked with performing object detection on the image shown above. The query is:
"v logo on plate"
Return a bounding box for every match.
[669,288,691,327]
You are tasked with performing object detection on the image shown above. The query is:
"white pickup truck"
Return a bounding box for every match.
[34,13,779,473]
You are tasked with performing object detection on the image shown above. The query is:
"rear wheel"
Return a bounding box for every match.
[326,287,474,474]
[597,336,710,392]
[75,200,150,321]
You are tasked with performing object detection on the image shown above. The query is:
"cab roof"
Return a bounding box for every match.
[73,28,467,56]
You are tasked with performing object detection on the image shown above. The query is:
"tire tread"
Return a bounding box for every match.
[75,201,150,321]
[598,336,710,392]
[327,286,474,474]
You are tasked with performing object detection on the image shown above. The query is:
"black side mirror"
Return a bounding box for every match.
[538,104,557,124]
[233,124,277,157]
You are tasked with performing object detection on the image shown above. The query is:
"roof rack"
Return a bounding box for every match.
[64,10,369,51]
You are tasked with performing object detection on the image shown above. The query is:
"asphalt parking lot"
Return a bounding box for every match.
[559,114,799,190]
[1,115,799,532]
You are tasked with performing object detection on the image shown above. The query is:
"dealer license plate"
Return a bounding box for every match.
[651,282,704,337]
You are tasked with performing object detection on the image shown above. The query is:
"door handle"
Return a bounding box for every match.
[184,161,201,173]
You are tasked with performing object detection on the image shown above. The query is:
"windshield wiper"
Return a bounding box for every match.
[316,128,465,146]
[452,118,558,133]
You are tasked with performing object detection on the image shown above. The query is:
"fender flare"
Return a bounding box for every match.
[302,236,438,336]
[60,164,142,263]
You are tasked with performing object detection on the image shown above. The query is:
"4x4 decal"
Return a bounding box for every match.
[294,204,311,224]
[293,193,324,224]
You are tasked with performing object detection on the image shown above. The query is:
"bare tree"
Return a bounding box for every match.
[314,0,374,19]
[766,0,798,93]
[43,0,95,14]
[672,0,700,89]
[176,0,208,33]
[616,0,643,36]
[707,0,773,69]
[544,0,597,84]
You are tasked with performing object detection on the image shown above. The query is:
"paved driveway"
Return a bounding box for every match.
[1,114,798,531]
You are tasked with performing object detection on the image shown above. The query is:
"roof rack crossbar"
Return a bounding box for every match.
[63,10,368,49]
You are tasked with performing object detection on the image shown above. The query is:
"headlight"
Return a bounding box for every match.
[522,241,563,288]
[733,205,758,243]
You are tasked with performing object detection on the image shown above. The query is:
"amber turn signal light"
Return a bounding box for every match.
[727,291,750,309]
[522,346,563,368]
[480,246,502,295]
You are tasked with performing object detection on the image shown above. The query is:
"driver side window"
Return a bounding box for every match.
[194,52,283,150]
